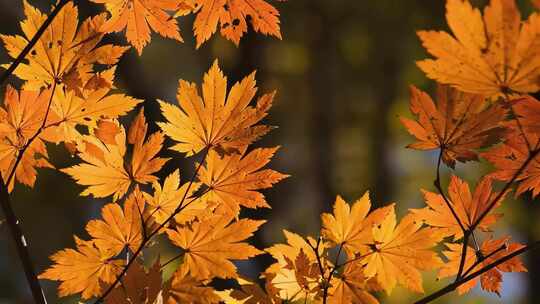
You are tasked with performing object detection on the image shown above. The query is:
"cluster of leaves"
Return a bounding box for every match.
[3,0,540,303]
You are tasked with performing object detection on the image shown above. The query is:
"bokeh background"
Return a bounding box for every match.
[1,0,540,303]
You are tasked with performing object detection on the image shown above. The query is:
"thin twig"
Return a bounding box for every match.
[455,232,470,281]
[0,0,71,86]
[461,244,506,278]
[93,147,210,303]
[414,240,540,304]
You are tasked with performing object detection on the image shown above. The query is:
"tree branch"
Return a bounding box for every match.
[93,147,210,303]
[414,240,540,304]
[0,0,71,86]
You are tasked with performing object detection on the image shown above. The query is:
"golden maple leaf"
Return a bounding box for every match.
[105,259,162,304]
[62,109,170,200]
[0,85,55,190]
[417,0,540,96]
[438,238,527,295]
[328,263,380,304]
[361,212,444,294]
[320,192,394,256]
[85,189,145,255]
[90,0,185,54]
[1,1,128,91]
[142,169,205,225]
[411,175,505,240]
[166,207,264,280]
[265,230,325,302]
[192,0,282,48]
[39,237,123,299]
[400,85,506,168]
[158,60,274,156]
[198,147,288,216]
[167,267,221,304]
[47,68,143,143]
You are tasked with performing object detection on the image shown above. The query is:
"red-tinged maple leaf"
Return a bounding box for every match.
[192,0,282,48]
[411,175,505,240]
[438,237,527,295]
[400,85,506,168]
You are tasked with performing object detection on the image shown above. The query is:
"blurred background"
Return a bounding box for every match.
[0,0,539,303]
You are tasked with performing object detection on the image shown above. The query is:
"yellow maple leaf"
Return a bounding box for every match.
[90,0,185,54]
[361,212,444,294]
[193,0,282,48]
[198,147,288,216]
[1,1,128,91]
[62,109,170,200]
[417,0,540,96]
[166,207,264,280]
[39,237,124,299]
[158,60,274,156]
[320,192,394,256]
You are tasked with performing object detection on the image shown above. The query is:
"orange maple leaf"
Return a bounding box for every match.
[192,0,282,48]
[90,0,185,54]
[400,85,506,168]
[166,207,264,280]
[411,175,505,240]
[39,237,124,299]
[167,267,222,304]
[320,192,394,256]
[158,60,274,156]
[0,85,55,190]
[198,147,288,216]
[328,263,380,304]
[417,0,540,96]
[85,189,145,255]
[1,1,128,91]
[361,212,444,294]
[104,259,162,304]
[62,109,170,200]
[438,238,527,295]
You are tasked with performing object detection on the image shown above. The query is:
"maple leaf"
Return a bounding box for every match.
[198,147,288,216]
[192,0,282,48]
[158,60,274,156]
[417,0,540,96]
[400,85,506,168]
[167,267,221,304]
[39,237,123,299]
[86,189,145,255]
[105,259,162,304]
[142,169,204,225]
[1,1,128,91]
[320,192,395,257]
[265,230,326,302]
[62,109,170,200]
[0,85,55,190]
[47,68,143,143]
[438,238,527,295]
[90,0,185,54]
[328,263,380,304]
[481,100,540,197]
[361,212,444,294]
[215,277,281,304]
[411,175,505,240]
[166,207,264,280]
